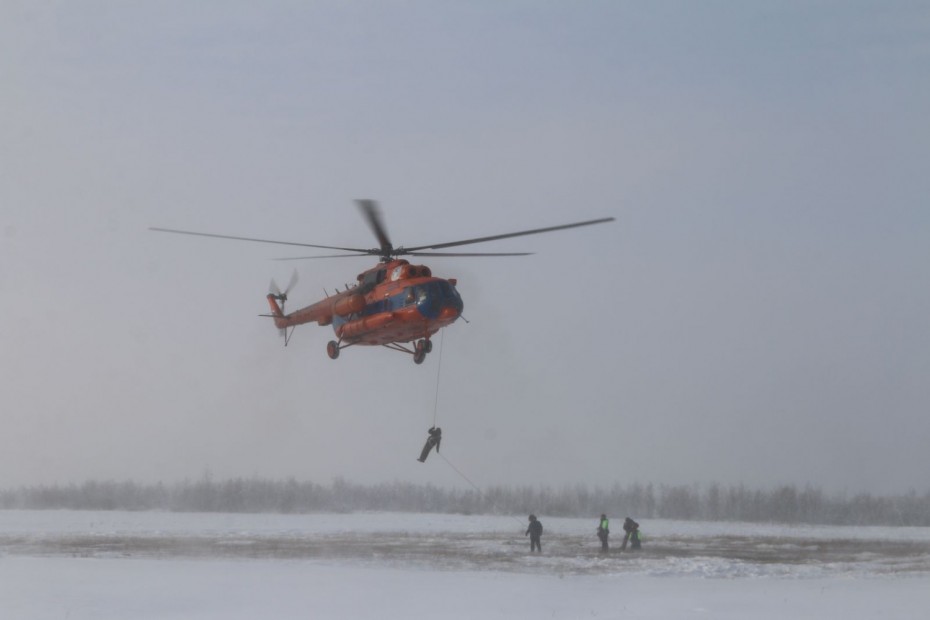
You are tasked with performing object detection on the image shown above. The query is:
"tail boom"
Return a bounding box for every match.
[264,289,363,330]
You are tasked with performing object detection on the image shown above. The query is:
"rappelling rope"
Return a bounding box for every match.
[437,452,526,529]
[431,329,445,427]
[429,332,523,529]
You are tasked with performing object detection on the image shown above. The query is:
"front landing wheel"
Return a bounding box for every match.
[326,341,340,360]
[413,340,427,364]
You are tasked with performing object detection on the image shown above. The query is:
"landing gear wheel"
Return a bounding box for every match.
[326,341,340,360]
[422,339,433,354]
[413,340,427,364]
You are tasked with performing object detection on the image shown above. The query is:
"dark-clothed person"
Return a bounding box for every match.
[417,426,442,462]
[525,515,543,552]
[597,514,610,551]
[622,517,641,551]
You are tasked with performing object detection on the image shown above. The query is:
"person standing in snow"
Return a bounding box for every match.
[597,514,610,552]
[621,517,641,551]
[525,514,543,552]
[417,426,442,462]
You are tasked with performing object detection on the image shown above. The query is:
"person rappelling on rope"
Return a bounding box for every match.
[417,426,442,462]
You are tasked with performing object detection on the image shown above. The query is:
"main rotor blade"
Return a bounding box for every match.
[405,251,534,257]
[355,200,393,254]
[272,250,534,260]
[401,217,615,252]
[272,253,376,261]
[149,227,371,253]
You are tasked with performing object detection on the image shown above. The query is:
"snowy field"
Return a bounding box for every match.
[2,510,929,619]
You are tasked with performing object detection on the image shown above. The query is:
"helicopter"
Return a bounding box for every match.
[151,200,614,364]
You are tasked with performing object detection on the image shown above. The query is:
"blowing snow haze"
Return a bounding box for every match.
[1,2,928,495]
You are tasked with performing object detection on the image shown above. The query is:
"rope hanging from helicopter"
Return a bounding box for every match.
[431,329,445,427]
[436,452,526,528]
[426,336,523,527]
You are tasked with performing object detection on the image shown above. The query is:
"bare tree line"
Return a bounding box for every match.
[2,477,929,526]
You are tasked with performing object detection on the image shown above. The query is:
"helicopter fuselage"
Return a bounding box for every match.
[266,259,464,349]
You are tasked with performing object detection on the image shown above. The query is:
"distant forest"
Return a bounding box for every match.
[2,478,929,526]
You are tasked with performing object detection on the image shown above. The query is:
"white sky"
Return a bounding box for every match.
[2,1,929,493]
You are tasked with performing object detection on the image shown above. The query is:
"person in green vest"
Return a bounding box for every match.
[596,514,610,551]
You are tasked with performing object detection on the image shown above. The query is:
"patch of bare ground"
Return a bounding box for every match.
[3,532,929,575]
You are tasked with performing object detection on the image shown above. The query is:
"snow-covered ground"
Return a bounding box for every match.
[2,510,929,618]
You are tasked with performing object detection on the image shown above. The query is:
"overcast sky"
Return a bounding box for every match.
[2,1,928,495]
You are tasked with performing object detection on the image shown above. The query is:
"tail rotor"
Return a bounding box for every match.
[268,269,299,340]
[269,269,299,311]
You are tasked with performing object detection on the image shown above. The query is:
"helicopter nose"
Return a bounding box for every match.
[439,304,461,321]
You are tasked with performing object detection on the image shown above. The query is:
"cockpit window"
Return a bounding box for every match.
[361,280,463,318]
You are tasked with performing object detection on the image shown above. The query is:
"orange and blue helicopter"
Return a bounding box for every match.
[152,200,613,364]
